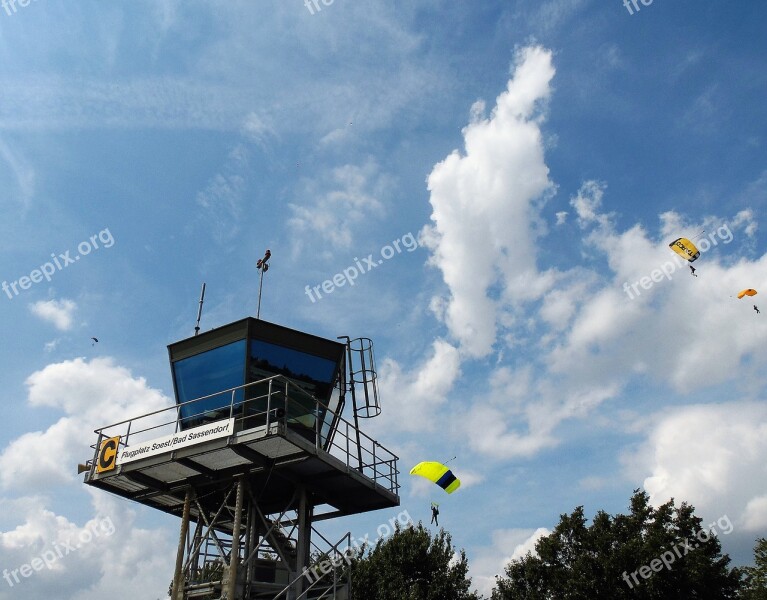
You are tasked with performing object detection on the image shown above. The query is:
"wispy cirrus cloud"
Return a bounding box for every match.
[0,137,35,206]
[288,159,391,257]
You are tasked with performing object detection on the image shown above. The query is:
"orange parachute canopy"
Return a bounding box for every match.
[737,289,757,299]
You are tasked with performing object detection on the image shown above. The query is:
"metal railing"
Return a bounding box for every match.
[272,530,353,600]
[85,374,399,495]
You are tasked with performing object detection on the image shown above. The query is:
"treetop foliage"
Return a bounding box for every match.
[350,521,481,600]
[492,489,741,599]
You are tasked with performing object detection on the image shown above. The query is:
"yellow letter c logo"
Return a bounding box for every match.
[96,436,120,473]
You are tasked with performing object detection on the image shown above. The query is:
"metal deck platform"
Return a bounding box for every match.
[83,375,400,526]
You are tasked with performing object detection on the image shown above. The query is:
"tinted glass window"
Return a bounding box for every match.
[248,339,340,446]
[249,340,337,401]
[174,339,246,427]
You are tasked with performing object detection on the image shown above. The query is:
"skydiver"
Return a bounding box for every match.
[431,502,439,526]
[754,305,760,314]
[689,265,697,277]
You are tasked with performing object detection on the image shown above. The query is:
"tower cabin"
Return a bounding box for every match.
[82,317,399,600]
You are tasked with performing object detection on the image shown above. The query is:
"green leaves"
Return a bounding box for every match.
[492,490,741,599]
[350,522,480,600]
[738,538,767,599]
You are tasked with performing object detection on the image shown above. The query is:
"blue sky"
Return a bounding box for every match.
[1,1,766,597]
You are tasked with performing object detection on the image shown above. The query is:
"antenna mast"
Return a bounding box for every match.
[256,249,271,319]
[194,283,206,336]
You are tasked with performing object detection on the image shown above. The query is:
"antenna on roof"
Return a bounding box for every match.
[256,249,271,319]
[194,282,206,336]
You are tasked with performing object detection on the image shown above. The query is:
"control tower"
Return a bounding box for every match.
[81,317,399,599]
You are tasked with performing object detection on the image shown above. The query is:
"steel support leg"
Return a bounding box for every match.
[171,488,193,600]
[224,476,245,600]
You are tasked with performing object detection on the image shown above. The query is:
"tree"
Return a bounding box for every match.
[739,538,767,599]
[492,489,741,599]
[350,522,481,600]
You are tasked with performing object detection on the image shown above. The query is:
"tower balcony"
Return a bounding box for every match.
[82,374,399,523]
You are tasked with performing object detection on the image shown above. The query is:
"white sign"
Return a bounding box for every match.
[117,419,234,464]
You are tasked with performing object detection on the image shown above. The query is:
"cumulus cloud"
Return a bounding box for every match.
[0,358,170,490]
[29,299,77,331]
[625,402,767,533]
[547,212,767,393]
[460,367,620,459]
[0,358,177,600]
[570,180,611,229]
[373,339,461,435]
[470,527,551,598]
[421,45,556,358]
[413,45,766,469]
[0,493,174,600]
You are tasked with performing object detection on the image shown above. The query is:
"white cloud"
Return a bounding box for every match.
[470,527,550,598]
[538,274,595,333]
[0,359,176,599]
[531,0,587,33]
[625,402,767,534]
[579,476,610,491]
[0,358,170,490]
[195,143,249,244]
[455,469,485,490]
[372,339,461,435]
[288,159,390,255]
[570,180,611,229]
[743,495,767,531]
[413,46,767,468]
[461,375,619,459]
[0,493,174,600]
[731,209,758,238]
[29,299,77,331]
[422,45,556,358]
[546,209,767,394]
[0,137,35,207]
[242,111,275,148]
[0,76,251,132]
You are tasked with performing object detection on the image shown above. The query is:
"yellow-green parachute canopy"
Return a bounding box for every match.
[669,238,700,262]
[410,461,460,494]
[737,288,757,299]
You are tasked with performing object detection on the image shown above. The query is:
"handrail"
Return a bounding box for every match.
[271,531,352,600]
[92,374,290,435]
[86,373,400,495]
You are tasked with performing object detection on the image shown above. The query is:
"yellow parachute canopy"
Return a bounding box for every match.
[669,238,700,262]
[737,289,757,299]
[409,461,461,494]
